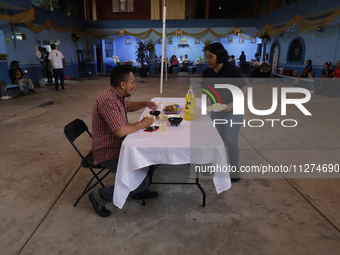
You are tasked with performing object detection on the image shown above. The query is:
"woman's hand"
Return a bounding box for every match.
[225,102,233,111]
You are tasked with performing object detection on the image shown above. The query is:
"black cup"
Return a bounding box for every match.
[168,117,183,127]
[149,111,161,117]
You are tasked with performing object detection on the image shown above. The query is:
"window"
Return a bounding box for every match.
[112,0,134,12]
[15,33,26,40]
[105,40,113,58]
[289,39,302,61]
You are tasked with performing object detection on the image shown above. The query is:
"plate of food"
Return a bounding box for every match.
[164,110,182,114]
[163,104,182,114]
[207,104,228,112]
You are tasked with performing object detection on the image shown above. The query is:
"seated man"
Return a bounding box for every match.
[251,53,260,63]
[178,55,183,71]
[182,54,190,72]
[178,55,183,65]
[0,81,12,100]
[89,65,158,217]
[9,60,36,96]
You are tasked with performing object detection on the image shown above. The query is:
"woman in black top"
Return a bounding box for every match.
[294,59,313,87]
[202,43,247,182]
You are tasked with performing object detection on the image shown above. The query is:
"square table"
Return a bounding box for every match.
[113,97,231,209]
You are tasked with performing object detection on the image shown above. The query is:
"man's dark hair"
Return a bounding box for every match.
[203,43,229,64]
[42,47,47,51]
[255,53,258,57]
[110,65,133,88]
[50,44,56,50]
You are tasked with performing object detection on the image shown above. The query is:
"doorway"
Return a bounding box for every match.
[256,43,262,60]
[272,44,279,73]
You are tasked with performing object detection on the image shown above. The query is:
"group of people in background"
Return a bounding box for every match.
[168,54,190,74]
[1,44,66,100]
[293,59,340,97]
[314,60,340,97]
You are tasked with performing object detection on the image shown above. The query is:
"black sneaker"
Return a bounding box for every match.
[19,91,25,97]
[30,89,37,94]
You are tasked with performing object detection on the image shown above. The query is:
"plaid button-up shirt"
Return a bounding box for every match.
[92,86,131,165]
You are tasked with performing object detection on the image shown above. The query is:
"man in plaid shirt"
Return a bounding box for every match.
[89,65,157,217]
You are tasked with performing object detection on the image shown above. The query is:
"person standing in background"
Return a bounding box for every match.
[42,48,53,84]
[239,51,246,74]
[48,44,65,90]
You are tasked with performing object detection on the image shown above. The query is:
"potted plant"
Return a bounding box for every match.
[135,41,148,77]
[259,31,271,44]
[32,0,59,11]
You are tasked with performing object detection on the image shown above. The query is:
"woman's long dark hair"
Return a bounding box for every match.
[203,43,229,64]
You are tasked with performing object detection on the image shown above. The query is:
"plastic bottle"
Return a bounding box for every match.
[185,86,196,121]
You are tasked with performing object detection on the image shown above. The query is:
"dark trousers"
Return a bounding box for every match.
[96,158,153,205]
[240,64,246,74]
[211,111,243,179]
[182,63,189,72]
[45,66,53,82]
[169,65,178,74]
[53,69,64,89]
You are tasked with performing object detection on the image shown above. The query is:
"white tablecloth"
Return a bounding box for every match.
[113,97,231,209]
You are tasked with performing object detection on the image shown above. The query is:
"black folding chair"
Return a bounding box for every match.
[64,119,111,207]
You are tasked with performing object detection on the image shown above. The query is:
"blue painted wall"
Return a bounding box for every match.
[153,36,258,63]
[0,6,88,87]
[268,16,340,77]
[100,33,259,73]
[1,0,340,82]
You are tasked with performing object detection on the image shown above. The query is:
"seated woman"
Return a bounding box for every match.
[168,55,179,74]
[324,60,340,97]
[314,61,333,95]
[294,59,313,87]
